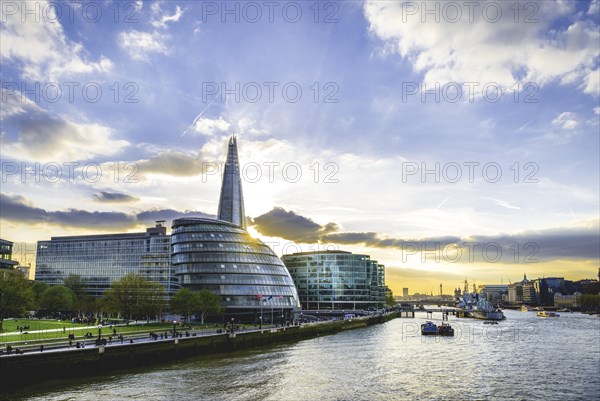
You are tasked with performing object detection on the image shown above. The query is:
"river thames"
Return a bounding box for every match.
[10,310,600,401]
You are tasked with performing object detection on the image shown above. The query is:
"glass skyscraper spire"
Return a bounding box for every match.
[217,136,246,229]
[172,136,300,321]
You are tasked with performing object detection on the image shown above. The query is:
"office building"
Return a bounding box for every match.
[35,222,177,298]
[0,239,19,270]
[281,250,387,310]
[478,284,508,303]
[402,288,409,297]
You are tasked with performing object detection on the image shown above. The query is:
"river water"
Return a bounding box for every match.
[11,310,600,401]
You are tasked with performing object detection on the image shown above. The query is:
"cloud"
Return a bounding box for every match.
[252,208,599,262]
[0,101,129,162]
[251,207,339,243]
[0,0,112,80]
[135,149,207,176]
[552,112,580,130]
[193,116,231,136]
[0,88,43,120]
[93,192,139,203]
[0,193,212,230]
[118,30,169,61]
[364,0,599,95]
[589,0,600,16]
[151,4,184,28]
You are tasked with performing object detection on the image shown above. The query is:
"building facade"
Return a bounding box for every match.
[554,292,581,308]
[172,137,301,321]
[0,239,19,270]
[171,218,300,320]
[507,274,537,304]
[281,250,386,310]
[35,222,177,298]
[478,284,508,304]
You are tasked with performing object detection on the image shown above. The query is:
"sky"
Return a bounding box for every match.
[1,0,599,294]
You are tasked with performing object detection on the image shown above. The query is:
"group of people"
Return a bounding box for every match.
[2,345,24,355]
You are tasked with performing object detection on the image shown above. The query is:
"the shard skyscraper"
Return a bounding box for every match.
[172,136,301,321]
[217,136,246,229]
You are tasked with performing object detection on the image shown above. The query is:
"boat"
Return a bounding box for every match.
[520,305,533,312]
[456,292,505,320]
[483,320,499,325]
[538,311,560,318]
[556,308,571,313]
[421,321,438,335]
[420,321,455,336]
[438,322,455,336]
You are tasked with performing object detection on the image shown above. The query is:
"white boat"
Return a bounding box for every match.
[520,305,533,312]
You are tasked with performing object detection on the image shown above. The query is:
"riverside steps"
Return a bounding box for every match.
[0,312,399,392]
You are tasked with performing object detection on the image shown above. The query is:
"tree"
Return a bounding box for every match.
[385,288,396,307]
[195,289,222,324]
[170,288,199,322]
[138,280,166,323]
[0,270,32,332]
[102,274,165,321]
[30,281,49,309]
[40,285,76,312]
[63,274,84,297]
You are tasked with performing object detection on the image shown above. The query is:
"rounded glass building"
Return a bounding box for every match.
[172,217,300,321]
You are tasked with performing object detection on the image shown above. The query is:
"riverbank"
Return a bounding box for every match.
[0,312,398,393]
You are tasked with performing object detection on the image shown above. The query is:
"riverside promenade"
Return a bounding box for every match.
[0,312,399,392]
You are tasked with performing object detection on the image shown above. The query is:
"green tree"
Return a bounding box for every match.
[579,294,600,312]
[138,280,166,323]
[0,270,32,332]
[385,291,396,307]
[195,289,222,324]
[170,288,199,322]
[30,281,49,309]
[102,274,165,321]
[40,285,76,312]
[64,274,90,313]
[63,274,85,297]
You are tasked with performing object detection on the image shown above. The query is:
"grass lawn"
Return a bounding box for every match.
[0,321,177,344]
[0,319,89,334]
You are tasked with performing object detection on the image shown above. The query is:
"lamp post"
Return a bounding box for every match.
[259,316,262,330]
[172,320,177,337]
[97,324,102,341]
[230,318,234,334]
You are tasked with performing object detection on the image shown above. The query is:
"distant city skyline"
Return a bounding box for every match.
[1,1,599,293]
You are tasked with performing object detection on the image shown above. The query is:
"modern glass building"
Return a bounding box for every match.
[171,218,300,319]
[172,137,300,321]
[281,250,386,310]
[35,222,178,298]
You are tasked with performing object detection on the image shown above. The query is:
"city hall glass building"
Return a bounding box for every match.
[171,137,300,320]
[35,222,178,298]
[282,250,386,310]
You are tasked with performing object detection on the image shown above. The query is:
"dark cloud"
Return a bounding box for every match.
[251,207,338,243]
[93,192,139,203]
[251,207,599,262]
[136,209,214,225]
[0,193,212,230]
